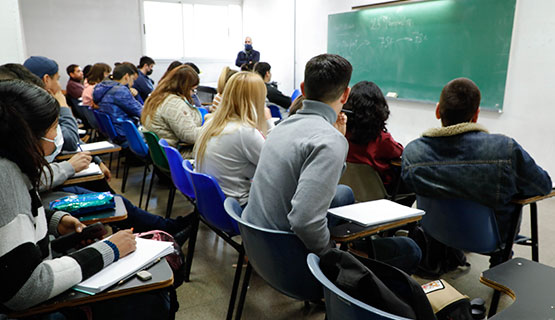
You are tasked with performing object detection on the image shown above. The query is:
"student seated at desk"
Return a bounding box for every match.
[93,64,143,138]
[243,54,421,274]
[195,72,273,207]
[81,63,111,107]
[0,80,170,318]
[141,65,203,158]
[402,78,552,253]
[211,66,238,113]
[254,62,292,109]
[343,81,404,193]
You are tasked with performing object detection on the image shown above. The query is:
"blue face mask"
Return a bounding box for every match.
[245,44,253,51]
[42,125,64,163]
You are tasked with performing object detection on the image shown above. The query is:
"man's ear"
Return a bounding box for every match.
[435,103,441,120]
[339,87,351,105]
[300,82,305,96]
[471,107,480,123]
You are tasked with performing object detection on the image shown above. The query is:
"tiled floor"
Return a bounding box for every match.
[110,157,555,319]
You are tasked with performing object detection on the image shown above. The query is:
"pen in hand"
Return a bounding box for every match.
[78,143,83,152]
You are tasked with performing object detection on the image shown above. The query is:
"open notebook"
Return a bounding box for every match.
[61,141,117,154]
[328,199,425,227]
[72,163,102,178]
[74,237,173,294]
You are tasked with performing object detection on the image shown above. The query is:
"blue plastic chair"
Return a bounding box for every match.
[291,89,301,103]
[307,253,410,320]
[267,104,282,119]
[224,198,323,320]
[196,107,209,125]
[183,164,244,320]
[159,140,199,282]
[416,195,523,317]
[93,110,127,178]
[120,120,150,207]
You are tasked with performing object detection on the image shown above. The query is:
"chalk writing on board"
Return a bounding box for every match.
[370,16,414,30]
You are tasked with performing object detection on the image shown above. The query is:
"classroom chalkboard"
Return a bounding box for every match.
[328,0,516,111]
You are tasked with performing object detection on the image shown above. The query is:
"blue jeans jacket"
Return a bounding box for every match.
[401,123,552,240]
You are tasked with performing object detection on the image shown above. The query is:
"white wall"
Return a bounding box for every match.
[19,0,143,86]
[0,0,26,64]
[294,0,555,175]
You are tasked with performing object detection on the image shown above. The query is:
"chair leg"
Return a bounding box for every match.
[145,169,156,211]
[184,210,200,282]
[165,186,176,219]
[530,203,539,262]
[116,150,122,178]
[108,152,113,171]
[234,262,252,320]
[138,163,149,208]
[226,250,245,320]
[488,289,501,318]
[121,156,130,193]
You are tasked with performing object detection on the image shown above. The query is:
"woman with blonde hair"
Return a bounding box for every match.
[210,66,238,112]
[195,71,273,206]
[141,64,202,158]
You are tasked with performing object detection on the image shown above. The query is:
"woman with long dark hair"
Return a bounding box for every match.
[344,81,404,191]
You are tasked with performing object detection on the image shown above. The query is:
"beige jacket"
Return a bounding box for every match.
[143,94,202,158]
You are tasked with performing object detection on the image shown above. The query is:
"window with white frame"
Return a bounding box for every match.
[143,1,242,60]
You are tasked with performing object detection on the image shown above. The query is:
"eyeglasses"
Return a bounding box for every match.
[192,89,198,94]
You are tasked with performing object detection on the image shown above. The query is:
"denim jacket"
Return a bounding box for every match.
[401,123,551,239]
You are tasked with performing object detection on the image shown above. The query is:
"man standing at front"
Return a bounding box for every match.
[243,54,421,272]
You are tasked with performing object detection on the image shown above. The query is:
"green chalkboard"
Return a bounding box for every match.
[328,0,516,111]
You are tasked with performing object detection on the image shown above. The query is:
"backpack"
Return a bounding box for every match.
[409,225,469,278]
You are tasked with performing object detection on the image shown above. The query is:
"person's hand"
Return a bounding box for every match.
[51,90,69,107]
[264,106,272,120]
[109,229,137,258]
[58,214,86,236]
[333,112,348,136]
[68,152,92,172]
[99,162,111,182]
[129,87,139,97]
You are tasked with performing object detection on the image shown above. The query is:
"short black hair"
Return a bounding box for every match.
[83,64,92,79]
[0,63,45,89]
[184,62,199,74]
[66,64,79,76]
[138,56,155,68]
[439,78,481,126]
[254,62,271,79]
[304,54,352,103]
[112,65,135,81]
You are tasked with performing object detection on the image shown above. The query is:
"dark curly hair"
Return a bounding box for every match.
[344,81,390,145]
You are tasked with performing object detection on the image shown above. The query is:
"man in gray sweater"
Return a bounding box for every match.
[243,54,421,273]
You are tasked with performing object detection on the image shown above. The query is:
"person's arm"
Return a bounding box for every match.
[287,134,348,255]
[252,50,260,64]
[39,162,75,191]
[267,86,291,109]
[58,107,80,151]
[512,139,552,198]
[375,131,404,160]
[235,52,246,67]
[114,87,143,118]
[161,99,202,145]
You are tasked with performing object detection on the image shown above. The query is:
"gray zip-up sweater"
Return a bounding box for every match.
[0,158,115,311]
[243,100,347,255]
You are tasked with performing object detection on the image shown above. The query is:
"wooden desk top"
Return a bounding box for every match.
[480,258,555,319]
[512,190,555,205]
[62,173,104,186]
[78,196,127,225]
[331,215,421,242]
[9,258,173,318]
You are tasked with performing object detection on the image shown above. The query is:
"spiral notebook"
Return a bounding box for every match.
[74,237,173,294]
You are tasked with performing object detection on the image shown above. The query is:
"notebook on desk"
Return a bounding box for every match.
[61,141,117,154]
[328,199,425,227]
[74,237,173,294]
[72,163,102,178]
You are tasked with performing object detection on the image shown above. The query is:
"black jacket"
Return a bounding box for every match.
[266,83,291,109]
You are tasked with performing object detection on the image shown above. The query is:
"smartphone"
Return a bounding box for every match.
[51,222,107,253]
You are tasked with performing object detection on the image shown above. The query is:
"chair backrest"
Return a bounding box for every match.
[197,86,217,104]
[307,254,410,320]
[416,196,502,254]
[142,131,170,173]
[184,164,239,235]
[339,162,388,202]
[120,120,149,158]
[93,110,121,142]
[224,198,323,301]
[291,89,301,103]
[159,139,195,200]
[267,104,282,119]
